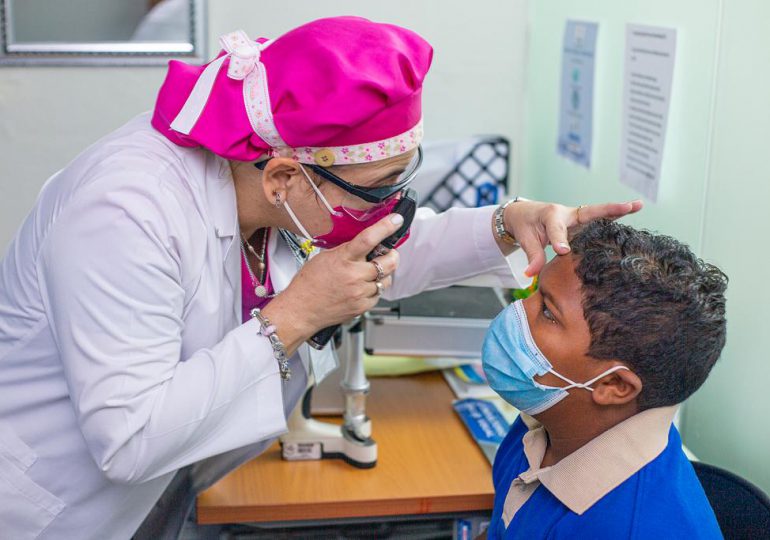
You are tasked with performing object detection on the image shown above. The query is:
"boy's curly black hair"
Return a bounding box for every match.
[570,219,728,409]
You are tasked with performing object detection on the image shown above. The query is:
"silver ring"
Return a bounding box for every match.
[371,260,386,282]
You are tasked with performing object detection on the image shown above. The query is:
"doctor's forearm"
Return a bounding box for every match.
[385,205,524,299]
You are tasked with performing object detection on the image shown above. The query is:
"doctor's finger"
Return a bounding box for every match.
[368,275,393,298]
[344,213,405,260]
[545,217,571,255]
[518,233,547,278]
[369,250,399,279]
[572,200,644,226]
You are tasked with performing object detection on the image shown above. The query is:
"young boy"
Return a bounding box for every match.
[481,219,727,539]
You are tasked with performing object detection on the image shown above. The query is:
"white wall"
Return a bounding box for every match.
[0,68,167,249]
[0,0,528,250]
[209,0,529,185]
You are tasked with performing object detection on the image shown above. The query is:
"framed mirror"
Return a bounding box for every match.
[0,0,206,66]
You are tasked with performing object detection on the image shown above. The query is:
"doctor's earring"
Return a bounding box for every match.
[273,193,282,208]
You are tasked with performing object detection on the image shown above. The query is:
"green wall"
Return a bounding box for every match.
[522,0,770,493]
[682,0,770,495]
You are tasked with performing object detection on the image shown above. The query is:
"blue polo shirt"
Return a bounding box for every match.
[488,409,722,539]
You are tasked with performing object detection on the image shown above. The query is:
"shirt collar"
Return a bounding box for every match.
[517,405,678,515]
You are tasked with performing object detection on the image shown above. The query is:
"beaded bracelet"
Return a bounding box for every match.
[250,308,291,381]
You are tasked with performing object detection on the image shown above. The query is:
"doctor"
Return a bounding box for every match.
[0,17,641,539]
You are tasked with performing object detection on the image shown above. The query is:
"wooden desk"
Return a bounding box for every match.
[197,372,495,524]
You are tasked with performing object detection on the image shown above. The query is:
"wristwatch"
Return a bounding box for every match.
[493,197,522,246]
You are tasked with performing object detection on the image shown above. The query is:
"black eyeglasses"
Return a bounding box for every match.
[254,145,422,204]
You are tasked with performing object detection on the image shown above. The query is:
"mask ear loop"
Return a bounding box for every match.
[548,365,630,392]
[279,164,341,254]
[298,165,341,216]
[281,200,313,240]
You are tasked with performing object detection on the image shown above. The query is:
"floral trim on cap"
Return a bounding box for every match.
[273,119,423,166]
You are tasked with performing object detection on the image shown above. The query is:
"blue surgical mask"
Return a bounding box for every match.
[482,300,629,415]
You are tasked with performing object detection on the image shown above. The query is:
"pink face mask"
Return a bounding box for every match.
[312,198,411,249]
[282,166,411,250]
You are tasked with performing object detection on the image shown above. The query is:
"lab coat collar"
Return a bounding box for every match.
[204,153,240,323]
[206,154,239,240]
[266,228,298,292]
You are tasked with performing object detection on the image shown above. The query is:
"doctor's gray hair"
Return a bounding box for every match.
[570,220,728,410]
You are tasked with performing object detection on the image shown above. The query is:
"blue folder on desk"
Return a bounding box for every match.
[453,398,515,464]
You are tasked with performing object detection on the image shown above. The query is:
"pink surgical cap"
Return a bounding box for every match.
[151,16,433,166]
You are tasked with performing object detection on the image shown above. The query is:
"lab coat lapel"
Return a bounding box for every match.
[266,229,297,292]
[222,236,241,324]
[206,155,241,325]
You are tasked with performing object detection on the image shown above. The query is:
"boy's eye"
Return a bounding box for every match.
[542,302,557,323]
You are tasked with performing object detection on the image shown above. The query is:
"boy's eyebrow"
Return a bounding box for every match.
[539,284,564,318]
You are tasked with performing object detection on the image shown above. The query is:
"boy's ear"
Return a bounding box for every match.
[591,366,642,406]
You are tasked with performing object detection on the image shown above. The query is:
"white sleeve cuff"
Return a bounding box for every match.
[463,205,532,289]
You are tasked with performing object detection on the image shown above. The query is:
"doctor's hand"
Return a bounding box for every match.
[503,199,644,277]
[260,214,403,354]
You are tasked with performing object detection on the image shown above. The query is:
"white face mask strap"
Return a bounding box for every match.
[282,200,313,240]
[548,369,582,390]
[581,365,630,390]
[549,365,630,392]
[298,164,338,215]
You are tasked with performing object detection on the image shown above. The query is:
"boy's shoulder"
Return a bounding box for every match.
[490,410,722,539]
[552,428,722,538]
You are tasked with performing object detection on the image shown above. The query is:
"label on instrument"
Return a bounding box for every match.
[282,441,322,460]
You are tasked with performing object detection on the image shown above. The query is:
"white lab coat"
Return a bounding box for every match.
[0,113,526,539]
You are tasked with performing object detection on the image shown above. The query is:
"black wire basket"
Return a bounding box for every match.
[421,136,510,212]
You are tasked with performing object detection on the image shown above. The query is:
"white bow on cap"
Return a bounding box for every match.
[171,30,274,135]
[222,30,272,80]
